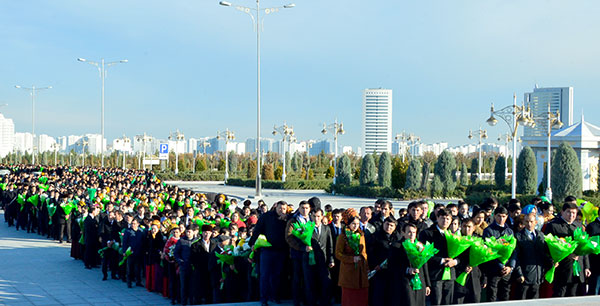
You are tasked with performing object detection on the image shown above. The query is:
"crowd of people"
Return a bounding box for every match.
[1,164,599,306]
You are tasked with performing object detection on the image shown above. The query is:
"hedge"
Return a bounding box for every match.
[156,171,225,181]
[328,184,465,200]
[226,178,333,190]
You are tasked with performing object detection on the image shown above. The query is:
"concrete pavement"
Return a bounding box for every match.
[0,212,171,306]
[166,181,412,210]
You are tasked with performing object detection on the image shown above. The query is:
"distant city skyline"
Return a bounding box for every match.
[1,1,599,150]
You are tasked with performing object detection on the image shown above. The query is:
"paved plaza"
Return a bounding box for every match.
[0,211,172,306]
[166,181,412,210]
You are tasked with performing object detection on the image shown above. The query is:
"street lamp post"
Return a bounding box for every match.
[321,120,345,184]
[273,123,295,182]
[486,93,535,199]
[219,0,296,197]
[533,104,563,201]
[78,58,128,168]
[79,140,88,167]
[497,133,512,178]
[395,131,420,162]
[15,85,52,165]
[217,129,236,183]
[169,130,185,175]
[118,135,130,170]
[468,127,488,180]
[51,143,60,165]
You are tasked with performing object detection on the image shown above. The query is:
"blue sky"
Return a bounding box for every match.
[1,0,599,150]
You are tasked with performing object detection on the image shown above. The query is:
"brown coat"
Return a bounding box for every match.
[335,231,369,289]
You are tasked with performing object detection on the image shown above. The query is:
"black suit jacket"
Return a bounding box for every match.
[543,217,590,284]
[312,224,334,266]
[586,219,600,275]
[418,224,457,281]
[388,238,431,306]
[514,229,551,285]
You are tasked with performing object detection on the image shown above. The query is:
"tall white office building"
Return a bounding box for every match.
[0,113,15,158]
[362,88,392,154]
[524,85,574,137]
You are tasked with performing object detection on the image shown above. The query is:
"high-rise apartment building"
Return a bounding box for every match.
[0,113,15,158]
[362,88,392,154]
[524,86,573,137]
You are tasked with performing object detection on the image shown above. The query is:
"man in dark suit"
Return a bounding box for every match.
[514,213,552,299]
[122,217,145,288]
[248,200,289,306]
[543,201,591,297]
[191,224,214,304]
[99,210,117,280]
[419,208,457,305]
[369,200,393,233]
[285,200,312,306]
[482,206,516,302]
[587,214,600,295]
[368,216,400,306]
[398,201,428,234]
[302,208,334,306]
[208,235,233,303]
[83,205,101,269]
[328,208,344,304]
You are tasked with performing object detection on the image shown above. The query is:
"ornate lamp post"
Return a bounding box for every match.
[273,123,295,182]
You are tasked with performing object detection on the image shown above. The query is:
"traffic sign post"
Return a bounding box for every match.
[159,143,169,160]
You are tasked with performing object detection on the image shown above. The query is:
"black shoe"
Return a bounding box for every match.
[102,276,108,281]
[111,275,119,280]
[127,283,132,288]
[136,282,143,287]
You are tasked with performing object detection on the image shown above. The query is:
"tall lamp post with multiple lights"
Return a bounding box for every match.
[497,132,512,178]
[219,0,295,197]
[468,127,488,180]
[77,57,127,168]
[169,130,185,175]
[486,93,535,199]
[273,123,295,182]
[15,85,51,165]
[321,120,345,184]
[217,129,236,183]
[395,131,420,162]
[118,135,131,170]
[533,104,563,201]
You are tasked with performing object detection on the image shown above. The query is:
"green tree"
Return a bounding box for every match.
[291,152,300,172]
[516,146,537,195]
[552,142,582,200]
[228,152,238,173]
[359,154,376,186]
[420,162,430,191]
[459,163,469,186]
[431,176,443,197]
[470,158,479,184]
[391,157,409,189]
[336,154,352,185]
[274,165,283,180]
[434,150,457,196]
[262,163,275,180]
[246,160,257,179]
[196,158,207,172]
[495,156,506,188]
[378,152,392,188]
[325,166,335,179]
[405,159,422,190]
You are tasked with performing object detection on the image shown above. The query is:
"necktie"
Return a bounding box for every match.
[530,232,535,241]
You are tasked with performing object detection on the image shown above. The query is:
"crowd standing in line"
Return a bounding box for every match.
[1,164,600,306]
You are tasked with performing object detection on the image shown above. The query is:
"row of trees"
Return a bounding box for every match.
[335,142,585,201]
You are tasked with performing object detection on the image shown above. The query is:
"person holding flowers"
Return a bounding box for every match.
[482,206,516,302]
[336,208,368,306]
[285,200,313,306]
[513,213,552,299]
[454,219,486,303]
[418,208,457,305]
[543,201,590,297]
[586,210,600,295]
[388,223,432,306]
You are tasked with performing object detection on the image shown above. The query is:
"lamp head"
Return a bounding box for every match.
[219,1,232,6]
[283,3,296,8]
[486,115,498,126]
[272,130,277,136]
[120,60,128,63]
[468,131,473,139]
[77,58,86,62]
